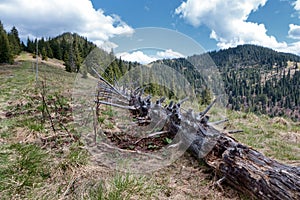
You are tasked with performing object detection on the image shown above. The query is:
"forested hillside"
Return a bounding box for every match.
[208,45,300,121]
[209,44,300,68]
[25,32,96,72]
[142,45,299,120]
[0,20,96,72]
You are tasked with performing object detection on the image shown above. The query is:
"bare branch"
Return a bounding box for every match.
[134,131,169,144]
[95,100,137,110]
[208,119,229,125]
[91,67,129,100]
[199,98,217,118]
[227,130,243,134]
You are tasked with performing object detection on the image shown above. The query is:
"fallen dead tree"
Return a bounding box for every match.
[91,68,300,200]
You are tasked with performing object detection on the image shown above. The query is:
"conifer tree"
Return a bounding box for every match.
[0,21,13,64]
[26,37,35,53]
[8,26,21,55]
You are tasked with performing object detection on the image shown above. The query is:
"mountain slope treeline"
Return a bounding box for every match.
[186,45,300,120]
[210,45,300,121]
[25,32,96,72]
[209,44,300,68]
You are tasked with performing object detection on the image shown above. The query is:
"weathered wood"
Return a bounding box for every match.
[180,111,300,200]
[91,67,129,100]
[204,134,300,200]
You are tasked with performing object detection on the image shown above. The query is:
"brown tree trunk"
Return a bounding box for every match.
[187,128,300,200]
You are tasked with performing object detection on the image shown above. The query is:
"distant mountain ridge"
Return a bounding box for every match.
[27,33,300,120]
[208,44,300,68]
[167,44,300,120]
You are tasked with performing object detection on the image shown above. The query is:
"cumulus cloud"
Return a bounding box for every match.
[294,0,300,12]
[156,49,184,59]
[116,49,184,64]
[279,41,300,54]
[288,24,300,39]
[0,0,133,47]
[117,51,157,64]
[175,0,289,51]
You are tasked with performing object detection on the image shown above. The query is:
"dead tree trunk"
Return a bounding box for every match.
[93,72,300,200]
[188,130,300,200]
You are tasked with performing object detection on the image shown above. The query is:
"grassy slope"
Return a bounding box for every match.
[0,56,298,199]
[228,111,300,164]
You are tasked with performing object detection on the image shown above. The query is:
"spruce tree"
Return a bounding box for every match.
[73,37,82,72]
[0,21,13,64]
[26,37,35,53]
[8,26,21,55]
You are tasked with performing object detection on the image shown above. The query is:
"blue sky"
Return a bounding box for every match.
[1,0,300,63]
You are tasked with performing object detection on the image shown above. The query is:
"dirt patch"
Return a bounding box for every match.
[15,52,65,69]
[49,153,242,200]
[271,117,290,126]
[104,130,175,152]
[152,153,241,200]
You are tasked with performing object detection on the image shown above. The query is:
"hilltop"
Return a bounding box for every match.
[25,32,97,72]
[153,45,300,121]
[209,44,300,68]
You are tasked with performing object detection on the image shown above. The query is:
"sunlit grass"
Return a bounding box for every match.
[227,110,300,162]
[88,173,160,200]
[0,143,51,198]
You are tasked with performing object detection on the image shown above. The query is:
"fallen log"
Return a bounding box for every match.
[94,77,300,200]
[188,128,300,200]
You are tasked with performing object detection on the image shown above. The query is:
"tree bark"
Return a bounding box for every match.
[187,126,300,200]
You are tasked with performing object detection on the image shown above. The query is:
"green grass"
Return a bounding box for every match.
[0,61,163,199]
[59,142,89,171]
[98,116,106,124]
[88,173,159,200]
[105,122,114,129]
[227,111,300,161]
[0,143,51,198]
[101,108,116,118]
[0,61,78,198]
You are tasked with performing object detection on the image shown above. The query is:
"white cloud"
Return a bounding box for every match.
[156,49,184,59]
[117,51,157,64]
[116,49,184,64]
[175,0,291,52]
[288,24,300,39]
[294,0,300,12]
[0,0,133,45]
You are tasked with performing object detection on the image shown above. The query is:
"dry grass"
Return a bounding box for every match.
[226,111,300,165]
